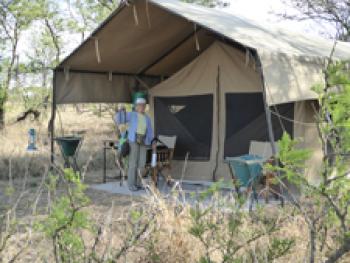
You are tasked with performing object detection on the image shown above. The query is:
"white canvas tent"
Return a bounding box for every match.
[149,41,322,182]
[52,0,350,182]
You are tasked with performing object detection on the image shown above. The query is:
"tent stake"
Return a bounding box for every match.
[256,54,284,206]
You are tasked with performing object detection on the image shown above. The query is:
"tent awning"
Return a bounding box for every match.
[54,0,350,105]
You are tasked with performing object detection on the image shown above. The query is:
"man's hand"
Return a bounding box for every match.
[151,139,158,151]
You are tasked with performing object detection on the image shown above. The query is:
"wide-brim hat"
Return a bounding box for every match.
[135,97,146,105]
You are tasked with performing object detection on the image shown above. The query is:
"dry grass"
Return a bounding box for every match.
[0,176,304,263]
[0,175,348,262]
[1,105,350,262]
[0,105,118,180]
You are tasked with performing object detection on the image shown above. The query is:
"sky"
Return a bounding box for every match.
[223,0,336,38]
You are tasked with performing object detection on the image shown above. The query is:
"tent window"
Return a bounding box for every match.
[224,93,294,157]
[154,95,213,160]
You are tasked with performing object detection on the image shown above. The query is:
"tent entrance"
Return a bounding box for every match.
[224,93,294,157]
[154,95,213,161]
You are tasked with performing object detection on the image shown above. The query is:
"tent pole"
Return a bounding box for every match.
[256,58,277,156]
[54,68,160,78]
[50,70,57,165]
[137,27,202,75]
[256,54,284,206]
[212,65,220,182]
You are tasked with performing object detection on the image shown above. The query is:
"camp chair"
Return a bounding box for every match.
[146,135,177,187]
[55,136,84,174]
[249,141,276,161]
[249,141,280,203]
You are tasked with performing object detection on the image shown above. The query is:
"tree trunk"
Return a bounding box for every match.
[325,238,350,263]
[44,19,60,65]
[309,227,316,263]
[0,106,5,129]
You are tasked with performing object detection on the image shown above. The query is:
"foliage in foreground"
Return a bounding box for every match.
[266,59,350,263]
[0,165,300,262]
[35,169,92,262]
[187,187,295,263]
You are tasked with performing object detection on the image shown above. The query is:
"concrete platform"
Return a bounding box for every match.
[90,178,230,197]
[89,178,283,210]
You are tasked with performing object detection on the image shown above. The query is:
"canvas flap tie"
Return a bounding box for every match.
[146,0,151,28]
[94,37,101,64]
[64,67,70,82]
[245,49,250,68]
[194,24,200,51]
[133,4,139,26]
[108,71,113,81]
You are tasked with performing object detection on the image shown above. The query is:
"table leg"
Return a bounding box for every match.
[103,147,107,183]
[63,156,70,169]
[152,167,158,187]
[72,157,80,175]
[265,173,271,204]
[279,184,285,207]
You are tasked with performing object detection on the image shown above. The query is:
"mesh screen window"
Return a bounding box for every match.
[154,95,213,160]
[224,93,294,157]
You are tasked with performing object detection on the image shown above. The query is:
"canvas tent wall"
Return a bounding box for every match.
[149,41,321,182]
[52,0,350,182]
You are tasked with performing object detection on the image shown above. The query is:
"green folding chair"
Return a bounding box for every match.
[226,154,264,211]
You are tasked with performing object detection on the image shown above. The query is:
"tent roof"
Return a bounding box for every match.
[151,0,350,59]
[57,0,216,76]
[54,0,350,105]
[57,0,350,76]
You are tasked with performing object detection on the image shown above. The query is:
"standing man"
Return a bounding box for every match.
[115,98,153,191]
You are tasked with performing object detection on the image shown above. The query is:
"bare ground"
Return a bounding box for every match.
[1,106,350,262]
[0,106,147,262]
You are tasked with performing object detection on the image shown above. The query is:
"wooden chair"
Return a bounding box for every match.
[249,141,280,202]
[146,135,177,186]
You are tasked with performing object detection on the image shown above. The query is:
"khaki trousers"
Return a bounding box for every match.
[128,142,147,188]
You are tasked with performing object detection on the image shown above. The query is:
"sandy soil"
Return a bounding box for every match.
[0,172,146,262]
[0,105,152,261]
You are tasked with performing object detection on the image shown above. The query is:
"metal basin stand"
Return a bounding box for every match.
[54,136,83,173]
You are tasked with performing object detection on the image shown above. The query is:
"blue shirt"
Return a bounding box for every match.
[114,111,153,145]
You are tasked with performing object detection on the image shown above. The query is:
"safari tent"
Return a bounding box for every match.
[51,0,350,182]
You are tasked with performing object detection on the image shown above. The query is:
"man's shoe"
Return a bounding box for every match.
[129,186,139,192]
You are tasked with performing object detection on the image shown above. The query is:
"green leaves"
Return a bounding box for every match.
[5,0,39,29]
[319,61,350,154]
[198,180,225,201]
[267,237,295,261]
[182,0,229,8]
[278,59,350,262]
[130,209,143,223]
[278,133,311,168]
[36,169,92,262]
[0,87,8,107]
[66,0,118,38]
[198,256,213,263]
[189,205,213,239]
[187,191,294,263]
[265,132,311,187]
